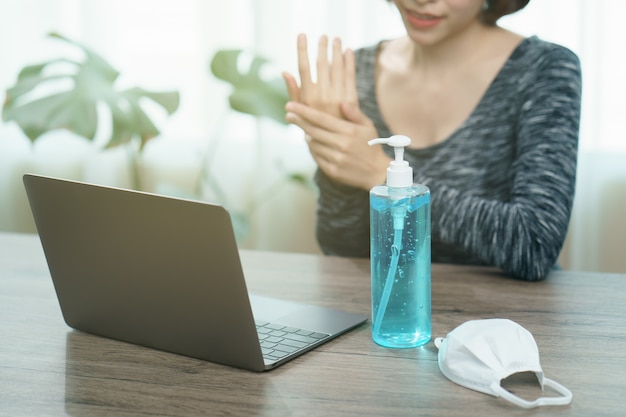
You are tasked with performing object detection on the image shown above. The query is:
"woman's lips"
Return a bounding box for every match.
[406,11,443,29]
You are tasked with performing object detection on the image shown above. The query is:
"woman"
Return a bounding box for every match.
[282,0,581,281]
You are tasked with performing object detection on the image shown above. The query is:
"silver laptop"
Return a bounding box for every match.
[23,173,367,372]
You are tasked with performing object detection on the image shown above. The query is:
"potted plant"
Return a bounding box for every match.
[2,32,180,190]
[202,49,315,241]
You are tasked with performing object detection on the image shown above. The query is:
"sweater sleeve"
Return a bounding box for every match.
[314,170,370,257]
[314,44,380,258]
[427,46,582,281]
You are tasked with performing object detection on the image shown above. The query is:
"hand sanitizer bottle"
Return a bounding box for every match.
[368,135,431,348]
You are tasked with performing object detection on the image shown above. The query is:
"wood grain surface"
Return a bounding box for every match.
[1,232,624,417]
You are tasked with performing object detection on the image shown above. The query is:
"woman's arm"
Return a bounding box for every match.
[283,35,389,257]
[283,34,388,191]
[430,46,582,281]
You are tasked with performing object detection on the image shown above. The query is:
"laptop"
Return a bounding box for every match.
[23,173,367,372]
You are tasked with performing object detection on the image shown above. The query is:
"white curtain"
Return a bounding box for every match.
[1,0,624,271]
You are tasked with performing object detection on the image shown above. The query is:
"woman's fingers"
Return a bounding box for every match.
[331,37,344,93]
[340,101,368,125]
[289,34,358,118]
[285,100,386,190]
[316,35,330,93]
[282,71,300,102]
[297,33,313,98]
[285,111,336,146]
[285,101,351,141]
[343,48,357,105]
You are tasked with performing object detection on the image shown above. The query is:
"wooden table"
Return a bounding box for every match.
[1,232,624,417]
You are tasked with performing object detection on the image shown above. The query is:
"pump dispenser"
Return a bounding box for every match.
[368,135,431,348]
[369,135,412,188]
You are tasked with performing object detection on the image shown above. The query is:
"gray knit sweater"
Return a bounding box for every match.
[314,36,582,281]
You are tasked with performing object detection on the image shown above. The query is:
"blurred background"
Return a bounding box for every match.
[1,0,624,272]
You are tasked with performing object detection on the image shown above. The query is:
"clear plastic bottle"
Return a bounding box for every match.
[368,135,431,348]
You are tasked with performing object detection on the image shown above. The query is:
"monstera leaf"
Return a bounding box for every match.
[210,49,288,124]
[2,32,179,149]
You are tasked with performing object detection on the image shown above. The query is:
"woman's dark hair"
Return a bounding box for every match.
[481,0,530,25]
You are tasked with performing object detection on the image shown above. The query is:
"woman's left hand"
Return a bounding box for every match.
[282,34,357,118]
[283,34,390,190]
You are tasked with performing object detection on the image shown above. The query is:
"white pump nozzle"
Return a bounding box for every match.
[368,135,413,188]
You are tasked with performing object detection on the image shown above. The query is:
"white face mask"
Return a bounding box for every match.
[434,318,572,409]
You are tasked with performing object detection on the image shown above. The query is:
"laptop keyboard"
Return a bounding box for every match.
[255,320,330,362]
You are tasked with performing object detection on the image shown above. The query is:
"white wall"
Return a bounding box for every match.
[1,0,625,271]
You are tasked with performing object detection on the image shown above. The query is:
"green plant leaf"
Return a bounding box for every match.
[2,32,179,148]
[287,172,316,191]
[210,49,289,124]
[4,60,70,101]
[3,90,98,140]
[134,89,181,114]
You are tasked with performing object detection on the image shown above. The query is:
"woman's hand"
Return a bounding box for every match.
[282,34,358,117]
[283,34,390,190]
[285,99,389,191]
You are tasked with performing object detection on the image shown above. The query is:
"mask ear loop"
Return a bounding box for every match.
[434,337,444,348]
[490,377,573,409]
